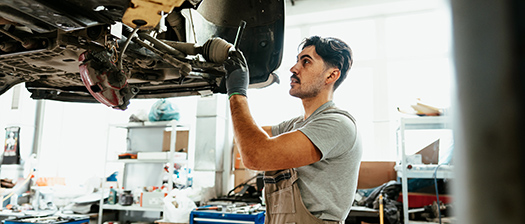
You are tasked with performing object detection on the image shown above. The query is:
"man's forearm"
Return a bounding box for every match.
[229,94,270,169]
[229,95,322,170]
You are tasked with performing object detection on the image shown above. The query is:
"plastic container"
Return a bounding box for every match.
[108,186,118,205]
[106,171,119,189]
[119,190,133,206]
[187,168,193,187]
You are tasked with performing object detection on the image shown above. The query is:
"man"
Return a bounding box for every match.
[225,36,362,224]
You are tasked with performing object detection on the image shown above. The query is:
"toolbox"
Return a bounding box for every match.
[190,209,265,224]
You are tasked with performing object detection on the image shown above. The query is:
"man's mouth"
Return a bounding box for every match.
[291,75,300,84]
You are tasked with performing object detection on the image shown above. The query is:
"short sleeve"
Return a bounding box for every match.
[298,113,357,160]
[271,116,302,136]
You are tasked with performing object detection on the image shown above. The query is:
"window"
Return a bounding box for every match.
[249,1,453,161]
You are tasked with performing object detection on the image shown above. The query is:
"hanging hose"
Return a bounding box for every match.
[433,164,443,224]
[118,25,141,71]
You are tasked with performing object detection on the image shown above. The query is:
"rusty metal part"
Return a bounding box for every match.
[0,17,17,25]
[0,27,23,43]
[122,0,186,30]
[137,32,186,59]
[132,36,191,77]
[166,11,186,41]
[0,41,18,52]
[162,41,201,55]
[79,50,139,110]
[162,37,232,63]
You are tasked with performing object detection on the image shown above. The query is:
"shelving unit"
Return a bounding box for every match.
[396,116,453,224]
[98,120,190,223]
[102,204,166,212]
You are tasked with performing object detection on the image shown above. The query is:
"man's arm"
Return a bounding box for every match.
[230,95,321,171]
[262,126,272,137]
[224,49,321,171]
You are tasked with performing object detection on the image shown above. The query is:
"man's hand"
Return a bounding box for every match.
[224,49,249,99]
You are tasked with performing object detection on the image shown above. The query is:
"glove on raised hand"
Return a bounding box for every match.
[224,49,249,99]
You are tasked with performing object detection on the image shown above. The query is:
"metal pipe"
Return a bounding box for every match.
[132,36,191,77]
[31,100,45,156]
[233,20,246,50]
[0,27,23,43]
[137,32,186,59]
[162,41,201,56]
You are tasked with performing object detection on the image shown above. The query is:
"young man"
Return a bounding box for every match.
[225,36,362,223]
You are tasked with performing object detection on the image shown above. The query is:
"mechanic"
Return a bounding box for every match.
[225,36,362,224]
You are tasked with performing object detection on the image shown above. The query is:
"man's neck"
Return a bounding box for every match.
[301,91,333,119]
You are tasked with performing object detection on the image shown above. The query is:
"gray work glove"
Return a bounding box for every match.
[224,49,249,99]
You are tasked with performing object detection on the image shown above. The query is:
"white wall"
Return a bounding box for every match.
[31,96,199,187]
[0,85,36,167]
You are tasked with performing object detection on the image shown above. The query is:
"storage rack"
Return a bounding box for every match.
[98,120,189,223]
[396,116,453,224]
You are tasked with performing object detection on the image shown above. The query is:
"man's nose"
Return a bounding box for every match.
[290,62,299,74]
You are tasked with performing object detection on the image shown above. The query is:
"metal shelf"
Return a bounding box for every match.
[102,204,162,212]
[99,120,189,223]
[112,121,189,130]
[108,159,188,164]
[397,116,453,224]
[395,164,454,179]
[400,116,452,130]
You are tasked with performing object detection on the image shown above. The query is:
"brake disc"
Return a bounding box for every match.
[79,50,138,110]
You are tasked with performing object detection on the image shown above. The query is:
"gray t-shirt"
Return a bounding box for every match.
[271,101,363,220]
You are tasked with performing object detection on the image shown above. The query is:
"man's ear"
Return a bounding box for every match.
[326,69,341,84]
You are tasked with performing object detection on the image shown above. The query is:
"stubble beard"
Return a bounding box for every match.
[289,80,324,99]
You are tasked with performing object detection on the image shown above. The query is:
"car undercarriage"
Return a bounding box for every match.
[0,0,284,109]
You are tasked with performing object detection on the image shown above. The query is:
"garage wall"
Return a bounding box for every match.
[0,86,37,168]
[36,96,199,187]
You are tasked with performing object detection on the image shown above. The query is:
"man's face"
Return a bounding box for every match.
[289,45,329,98]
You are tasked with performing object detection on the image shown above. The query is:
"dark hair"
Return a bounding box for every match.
[300,36,353,91]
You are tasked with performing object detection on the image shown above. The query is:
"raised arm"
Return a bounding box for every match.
[225,50,321,171]
[229,95,321,171]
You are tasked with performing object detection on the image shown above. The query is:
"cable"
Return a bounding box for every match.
[118,25,141,70]
[433,164,442,224]
[227,174,258,197]
[2,169,35,202]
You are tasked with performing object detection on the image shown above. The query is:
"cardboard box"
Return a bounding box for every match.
[416,139,440,164]
[140,192,167,208]
[233,169,260,193]
[357,161,397,189]
[232,142,246,169]
[162,130,189,152]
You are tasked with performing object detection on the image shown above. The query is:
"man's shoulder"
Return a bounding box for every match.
[318,107,356,124]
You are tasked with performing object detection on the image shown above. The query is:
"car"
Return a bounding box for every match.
[0,0,284,109]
